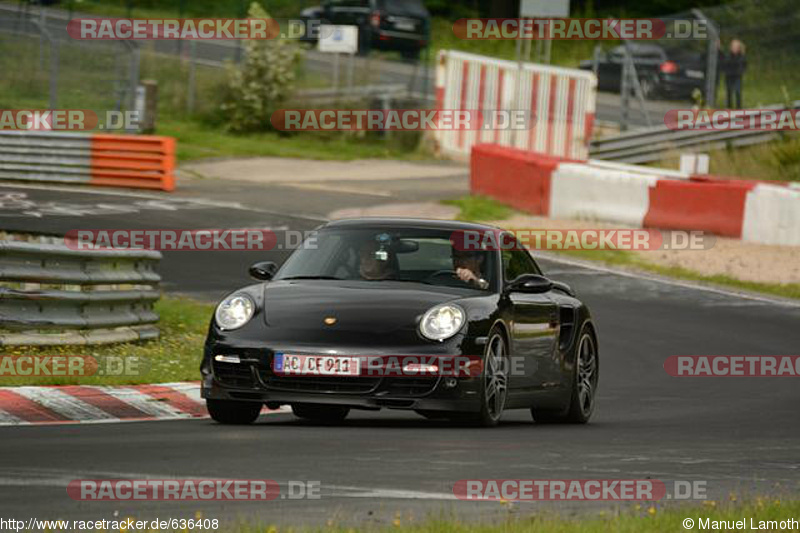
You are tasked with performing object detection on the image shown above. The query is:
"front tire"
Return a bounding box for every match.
[532,325,598,424]
[207,399,262,425]
[292,403,350,423]
[469,328,508,427]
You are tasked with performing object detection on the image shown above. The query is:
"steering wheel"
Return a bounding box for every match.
[425,269,460,282]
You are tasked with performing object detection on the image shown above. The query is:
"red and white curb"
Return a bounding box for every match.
[0,382,290,426]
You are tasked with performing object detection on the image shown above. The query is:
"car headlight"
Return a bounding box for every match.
[419,303,465,341]
[215,294,255,330]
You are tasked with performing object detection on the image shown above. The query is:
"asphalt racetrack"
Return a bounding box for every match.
[0,183,798,527]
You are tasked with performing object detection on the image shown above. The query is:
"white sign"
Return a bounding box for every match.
[318,25,359,54]
[520,0,570,18]
[680,153,710,174]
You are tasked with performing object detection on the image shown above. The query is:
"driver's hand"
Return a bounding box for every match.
[456,267,478,283]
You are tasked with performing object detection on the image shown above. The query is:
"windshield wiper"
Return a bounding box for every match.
[279,275,344,281]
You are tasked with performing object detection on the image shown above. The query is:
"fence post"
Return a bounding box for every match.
[187,40,197,113]
[49,34,58,110]
[128,41,140,112]
[693,9,719,109]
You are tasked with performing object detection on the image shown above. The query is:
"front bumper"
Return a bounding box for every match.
[201,340,484,412]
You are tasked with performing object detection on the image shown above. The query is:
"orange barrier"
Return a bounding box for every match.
[89,134,175,192]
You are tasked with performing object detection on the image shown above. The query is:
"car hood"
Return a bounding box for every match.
[263,280,461,334]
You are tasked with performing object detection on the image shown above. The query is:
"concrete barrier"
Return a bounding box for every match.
[470,143,800,246]
[742,184,800,246]
[551,163,659,226]
[471,144,561,215]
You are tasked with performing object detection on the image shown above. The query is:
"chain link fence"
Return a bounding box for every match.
[1,1,434,128]
[0,3,140,122]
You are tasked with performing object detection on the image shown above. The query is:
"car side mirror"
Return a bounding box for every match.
[508,274,553,294]
[552,280,575,296]
[249,261,278,281]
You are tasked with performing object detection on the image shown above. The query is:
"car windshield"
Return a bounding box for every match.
[275,227,496,291]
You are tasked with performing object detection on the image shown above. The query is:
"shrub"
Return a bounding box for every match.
[220,2,303,132]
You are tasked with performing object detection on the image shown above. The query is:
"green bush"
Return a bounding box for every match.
[219,2,303,133]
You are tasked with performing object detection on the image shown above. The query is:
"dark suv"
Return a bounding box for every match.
[300,0,430,59]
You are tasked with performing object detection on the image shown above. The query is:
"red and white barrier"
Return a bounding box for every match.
[435,50,596,160]
[551,163,659,226]
[742,184,800,246]
[471,144,800,246]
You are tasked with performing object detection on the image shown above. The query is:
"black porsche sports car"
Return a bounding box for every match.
[201,218,598,427]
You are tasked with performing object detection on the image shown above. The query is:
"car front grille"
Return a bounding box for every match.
[261,374,382,394]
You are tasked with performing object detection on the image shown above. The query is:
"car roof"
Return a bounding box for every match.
[322,217,505,232]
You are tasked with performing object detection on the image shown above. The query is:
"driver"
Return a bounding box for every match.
[358,239,397,281]
[453,248,489,289]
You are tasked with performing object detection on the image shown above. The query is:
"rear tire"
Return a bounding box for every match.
[532,325,598,424]
[292,403,350,423]
[207,399,262,425]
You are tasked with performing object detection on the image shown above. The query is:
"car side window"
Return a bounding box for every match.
[503,248,541,281]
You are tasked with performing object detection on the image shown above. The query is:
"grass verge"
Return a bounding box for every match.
[442,195,513,222]
[0,296,213,387]
[655,134,800,183]
[161,119,431,162]
[221,498,800,532]
[443,195,800,301]
[553,248,800,301]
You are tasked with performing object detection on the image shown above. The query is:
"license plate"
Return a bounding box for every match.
[686,69,704,79]
[395,21,415,31]
[273,353,361,376]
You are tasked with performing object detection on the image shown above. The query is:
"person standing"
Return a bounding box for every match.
[723,39,747,109]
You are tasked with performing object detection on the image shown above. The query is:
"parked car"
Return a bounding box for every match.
[579,43,707,100]
[299,0,430,59]
[201,218,599,427]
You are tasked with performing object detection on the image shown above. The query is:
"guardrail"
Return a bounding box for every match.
[0,131,176,191]
[590,101,800,163]
[294,84,409,103]
[0,234,162,346]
